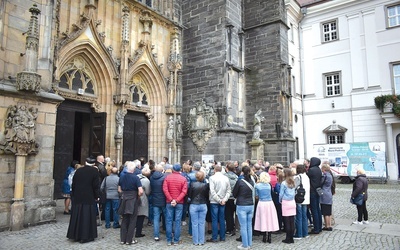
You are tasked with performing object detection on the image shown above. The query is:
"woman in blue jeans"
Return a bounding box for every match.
[188,171,209,245]
[233,164,255,250]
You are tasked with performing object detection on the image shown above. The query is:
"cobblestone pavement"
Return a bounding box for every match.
[1,183,400,250]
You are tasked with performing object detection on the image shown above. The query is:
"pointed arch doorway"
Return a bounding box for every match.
[53,100,106,199]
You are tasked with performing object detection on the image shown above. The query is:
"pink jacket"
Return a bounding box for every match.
[269,170,278,188]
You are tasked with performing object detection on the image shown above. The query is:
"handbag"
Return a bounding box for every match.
[316,187,324,196]
[350,193,364,206]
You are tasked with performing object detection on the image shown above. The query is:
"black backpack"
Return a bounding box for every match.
[295,175,306,204]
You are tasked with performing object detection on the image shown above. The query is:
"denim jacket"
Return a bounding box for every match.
[255,183,273,201]
[279,181,295,203]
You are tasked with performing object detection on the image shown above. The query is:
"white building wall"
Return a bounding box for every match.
[298,0,400,180]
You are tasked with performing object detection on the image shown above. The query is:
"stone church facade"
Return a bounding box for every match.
[0,0,294,231]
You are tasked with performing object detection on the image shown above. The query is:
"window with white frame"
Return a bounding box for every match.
[394,63,400,95]
[387,4,400,28]
[324,72,341,97]
[323,120,347,144]
[322,20,338,42]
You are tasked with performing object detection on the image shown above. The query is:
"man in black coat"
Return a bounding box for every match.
[67,157,100,243]
[307,157,322,234]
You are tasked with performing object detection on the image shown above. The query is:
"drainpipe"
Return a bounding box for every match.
[299,7,307,159]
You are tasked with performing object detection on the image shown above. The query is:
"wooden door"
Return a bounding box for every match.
[122,111,148,163]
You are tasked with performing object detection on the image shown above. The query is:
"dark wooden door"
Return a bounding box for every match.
[90,112,106,157]
[53,107,76,199]
[53,100,106,199]
[122,111,148,163]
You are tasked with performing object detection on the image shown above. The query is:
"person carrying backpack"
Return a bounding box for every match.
[293,165,310,239]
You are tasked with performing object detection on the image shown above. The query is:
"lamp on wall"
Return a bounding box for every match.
[331,100,335,108]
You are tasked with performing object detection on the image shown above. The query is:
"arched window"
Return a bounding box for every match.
[58,57,95,95]
[130,84,148,106]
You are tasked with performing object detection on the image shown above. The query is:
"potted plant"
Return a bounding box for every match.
[374,94,400,117]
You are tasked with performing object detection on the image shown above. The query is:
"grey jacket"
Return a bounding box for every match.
[137,174,151,216]
[100,173,120,200]
[209,172,231,204]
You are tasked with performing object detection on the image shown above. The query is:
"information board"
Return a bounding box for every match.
[313,142,387,178]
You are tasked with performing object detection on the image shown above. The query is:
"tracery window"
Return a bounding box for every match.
[129,76,149,106]
[58,58,95,95]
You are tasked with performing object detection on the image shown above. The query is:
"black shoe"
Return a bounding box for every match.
[282,239,293,244]
[63,211,70,215]
[236,236,242,242]
[322,227,333,231]
[309,231,320,235]
[262,235,267,243]
[206,239,218,243]
[135,234,145,238]
[113,225,121,229]
[207,230,212,234]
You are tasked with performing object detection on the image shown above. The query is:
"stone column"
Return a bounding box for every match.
[10,151,27,231]
[249,140,265,162]
[385,123,395,163]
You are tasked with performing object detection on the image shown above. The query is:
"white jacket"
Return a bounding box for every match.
[295,173,311,205]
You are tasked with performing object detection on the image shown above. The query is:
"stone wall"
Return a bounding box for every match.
[0,94,60,230]
[181,0,249,162]
[243,0,294,164]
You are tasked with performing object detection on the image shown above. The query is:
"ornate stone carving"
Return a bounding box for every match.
[185,100,218,152]
[115,108,127,139]
[0,104,39,155]
[252,109,265,141]
[16,72,41,92]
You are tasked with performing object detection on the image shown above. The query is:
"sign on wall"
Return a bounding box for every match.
[313,142,387,178]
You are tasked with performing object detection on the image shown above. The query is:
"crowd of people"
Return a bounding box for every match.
[61,155,369,249]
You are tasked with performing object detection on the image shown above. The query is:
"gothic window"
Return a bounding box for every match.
[387,3,400,28]
[58,58,96,95]
[130,84,148,106]
[323,120,347,144]
[136,0,152,7]
[321,19,338,43]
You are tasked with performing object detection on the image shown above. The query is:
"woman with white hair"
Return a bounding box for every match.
[351,168,369,225]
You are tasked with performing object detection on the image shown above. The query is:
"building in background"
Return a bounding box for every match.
[287,0,400,181]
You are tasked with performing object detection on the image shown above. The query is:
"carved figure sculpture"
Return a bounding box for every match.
[115,108,127,139]
[252,109,265,140]
[167,116,174,140]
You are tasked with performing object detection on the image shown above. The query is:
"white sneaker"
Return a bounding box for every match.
[182,221,187,226]
[293,237,302,240]
[237,245,249,249]
[363,221,369,224]
[352,221,362,225]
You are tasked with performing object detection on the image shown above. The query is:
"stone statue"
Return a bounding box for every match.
[167,116,174,140]
[252,109,265,140]
[115,108,126,139]
[176,115,182,139]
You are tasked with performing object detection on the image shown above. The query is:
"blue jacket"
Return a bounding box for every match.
[255,183,273,201]
[279,181,295,203]
[150,171,166,207]
[62,166,75,194]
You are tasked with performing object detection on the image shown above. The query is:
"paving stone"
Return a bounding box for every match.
[1,184,400,249]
